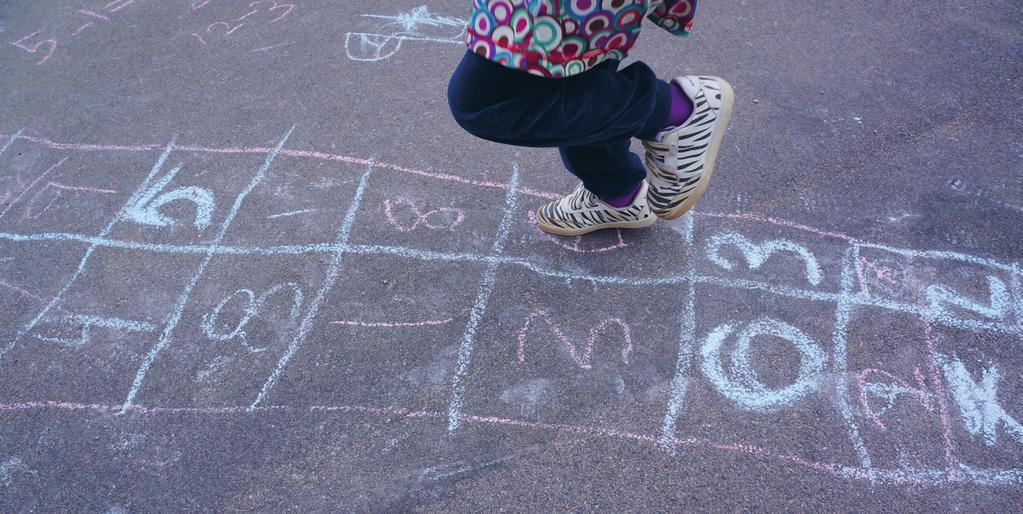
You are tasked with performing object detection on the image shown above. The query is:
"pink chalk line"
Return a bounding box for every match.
[906,266,960,480]
[7,132,1023,272]
[527,210,629,253]
[0,133,559,201]
[0,157,68,221]
[332,317,454,328]
[0,399,1008,485]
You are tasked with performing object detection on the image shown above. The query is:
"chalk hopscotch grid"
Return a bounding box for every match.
[122,125,295,412]
[1,132,1022,486]
[448,164,520,431]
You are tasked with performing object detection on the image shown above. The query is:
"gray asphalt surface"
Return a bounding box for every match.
[1,0,1022,511]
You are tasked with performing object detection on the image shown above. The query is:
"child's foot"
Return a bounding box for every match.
[643,75,734,220]
[535,182,656,236]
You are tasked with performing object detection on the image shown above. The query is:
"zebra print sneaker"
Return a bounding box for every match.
[535,181,656,236]
[643,75,734,220]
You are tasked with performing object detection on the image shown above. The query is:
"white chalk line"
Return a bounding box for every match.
[251,162,374,408]
[2,399,1021,487]
[120,126,295,413]
[447,164,519,432]
[0,128,25,157]
[832,245,872,469]
[661,213,697,452]
[0,231,1018,337]
[266,208,318,219]
[0,137,178,363]
[5,130,1023,277]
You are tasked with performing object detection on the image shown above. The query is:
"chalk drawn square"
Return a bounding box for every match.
[670,284,865,468]
[103,149,273,248]
[344,168,508,257]
[456,265,681,436]
[690,213,850,296]
[125,252,338,408]
[0,239,89,319]
[263,254,485,410]
[501,204,688,282]
[874,310,1023,478]
[854,246,1022,337]
[0,143,146,235]
[844,305,1023,483]
[218,158,364,248]
[0,245,203,404]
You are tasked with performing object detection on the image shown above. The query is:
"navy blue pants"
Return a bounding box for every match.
[447,51,671,199]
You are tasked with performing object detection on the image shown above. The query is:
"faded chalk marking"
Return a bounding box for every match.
[0,457,35,487]
[251,161,374,408]
[832,246,872,469]
[527,210,629,253]
[122,126,295,413]
[661,214,696,452]
[448,164,519,431]
[0,137,177,363]
[266,208,317,219]
[515,310,632,369]
[0,129,25,156]
[700,317,827,412]
[937,354,1023,448]
[0,157,68,221]
[251,42,292,53]
[1,400,1019,486]
[706,231,823,285]
[858,368,935,431]
[332,318,453,328]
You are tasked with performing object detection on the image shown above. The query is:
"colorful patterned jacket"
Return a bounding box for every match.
[465,0,697,78]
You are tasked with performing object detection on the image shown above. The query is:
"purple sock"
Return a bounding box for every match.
[602,181,643,208]
[663,82,694,129]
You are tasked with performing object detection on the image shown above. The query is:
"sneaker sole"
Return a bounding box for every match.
[658,77,735,220]
[535,213,657,237]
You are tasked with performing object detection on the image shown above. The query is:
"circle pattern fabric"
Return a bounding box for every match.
[466,0,697,78]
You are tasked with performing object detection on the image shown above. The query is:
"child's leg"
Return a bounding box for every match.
[558,141,645,202]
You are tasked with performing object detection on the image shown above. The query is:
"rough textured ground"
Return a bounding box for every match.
[1,0,1022,512]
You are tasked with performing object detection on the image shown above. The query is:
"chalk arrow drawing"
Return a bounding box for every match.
[925,275,1011,322]
[937,353,1023,447]
[706,231,823,285]
[123,162,215,231]
[700,317,827,412]
[516,310,632,370]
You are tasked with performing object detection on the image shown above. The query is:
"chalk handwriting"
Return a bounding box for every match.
[706,231,823,286]
[516,310,633,370]
[344,6,465,62]
[201,283,304,354]
[858,368,935,431]
[383,197,464,232]
[123,163,216,231]
[192,1,295,46]
[700,317,827,411]
[937,354,1023,447]
[8,0,136,65]
[925,275,1012,323]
